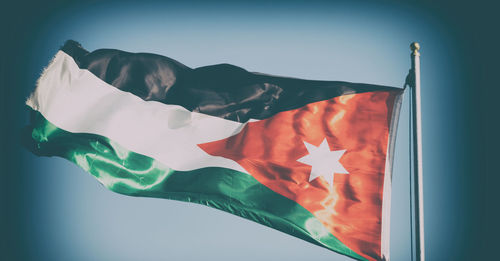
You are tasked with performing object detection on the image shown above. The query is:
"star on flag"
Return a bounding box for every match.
[297,138,349,187]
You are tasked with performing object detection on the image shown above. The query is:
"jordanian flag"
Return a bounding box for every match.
[24,40,403,261]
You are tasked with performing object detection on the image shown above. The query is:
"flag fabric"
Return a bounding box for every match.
[24,40,403,261]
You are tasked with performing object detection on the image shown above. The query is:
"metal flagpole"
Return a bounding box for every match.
[410,42,425,261]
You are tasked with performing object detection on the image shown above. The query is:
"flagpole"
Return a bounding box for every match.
[410,42,425,261]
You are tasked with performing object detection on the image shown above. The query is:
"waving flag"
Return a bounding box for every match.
[24,40,403,261]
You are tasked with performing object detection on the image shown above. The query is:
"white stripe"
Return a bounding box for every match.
[27,51,249,174]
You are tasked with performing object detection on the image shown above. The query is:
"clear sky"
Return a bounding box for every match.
[3,0,483,260]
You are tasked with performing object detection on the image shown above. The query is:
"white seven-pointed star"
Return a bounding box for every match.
[297,138,349,187]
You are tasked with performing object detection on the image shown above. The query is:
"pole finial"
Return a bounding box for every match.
[410,42,420,56]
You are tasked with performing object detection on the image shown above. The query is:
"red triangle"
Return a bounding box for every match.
[199,91,399,260]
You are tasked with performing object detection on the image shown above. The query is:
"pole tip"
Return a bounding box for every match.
[410,42,420,55]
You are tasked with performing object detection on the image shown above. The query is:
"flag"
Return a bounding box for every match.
[24,40,403,261]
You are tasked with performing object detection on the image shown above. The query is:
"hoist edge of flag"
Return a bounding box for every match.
[380,88,403,261]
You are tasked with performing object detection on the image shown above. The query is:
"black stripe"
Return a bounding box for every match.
[61,40,402,123]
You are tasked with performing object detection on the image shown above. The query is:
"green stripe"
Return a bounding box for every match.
[24,109,367,261]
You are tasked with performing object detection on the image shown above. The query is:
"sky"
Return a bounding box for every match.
[1,0,497,260]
